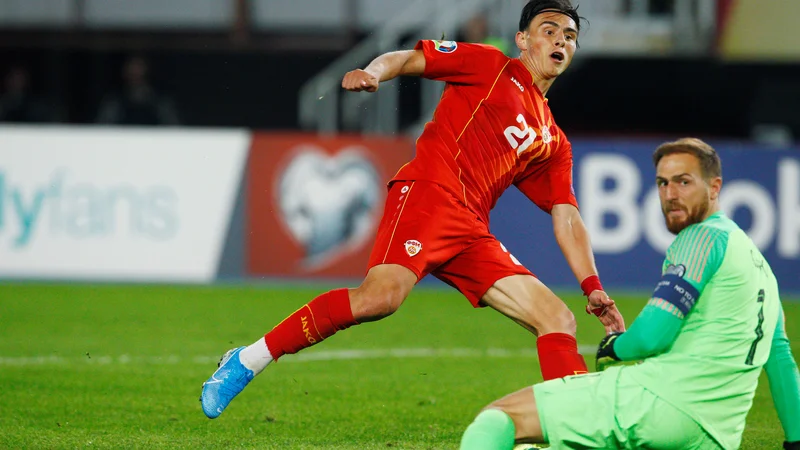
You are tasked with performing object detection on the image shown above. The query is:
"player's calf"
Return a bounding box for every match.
[483,275,586,380]
[198,265,417,418]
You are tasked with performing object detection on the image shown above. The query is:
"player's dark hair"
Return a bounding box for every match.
[653,138,723,180]
[519,0,582,33]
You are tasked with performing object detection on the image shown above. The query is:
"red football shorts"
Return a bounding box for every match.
[367,180,534,307]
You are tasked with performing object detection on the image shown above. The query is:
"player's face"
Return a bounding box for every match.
[516,12,578,79]
[656,153,719,234]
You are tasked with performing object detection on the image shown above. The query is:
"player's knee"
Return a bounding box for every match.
[350,279,407,322]
[480,401,503,414]
[536,301,576,336]
[478,399,541,441]
[560,306,577,335]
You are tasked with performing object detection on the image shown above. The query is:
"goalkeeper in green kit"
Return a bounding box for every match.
[460,138,800,449]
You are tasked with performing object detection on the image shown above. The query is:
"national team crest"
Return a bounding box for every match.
[433,40,458,53]
[541,125,553,144]
[666,264,686,277]
[404,240,422,257]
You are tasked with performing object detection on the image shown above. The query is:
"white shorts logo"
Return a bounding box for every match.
[404,239,422,257]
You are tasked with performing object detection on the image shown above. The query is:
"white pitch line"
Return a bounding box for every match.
[0,345,598,366]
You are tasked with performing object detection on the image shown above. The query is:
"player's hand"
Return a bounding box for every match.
[596,303,626,335]
[586,290,626,334]
[342,69,379,93]
[595,332,623,372]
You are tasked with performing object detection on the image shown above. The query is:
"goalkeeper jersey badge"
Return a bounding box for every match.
[404,240,422,257]
[666,264,686,277]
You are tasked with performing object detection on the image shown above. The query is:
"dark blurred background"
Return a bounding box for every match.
[0,0,798,146]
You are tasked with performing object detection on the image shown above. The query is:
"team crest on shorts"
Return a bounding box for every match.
[404,240,422,257]
[433,40,457,53]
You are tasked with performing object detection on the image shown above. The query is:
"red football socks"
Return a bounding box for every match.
[537,332,588,380]
[265,288,358,361]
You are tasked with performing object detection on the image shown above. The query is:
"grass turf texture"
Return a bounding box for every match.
[1,284,796,449]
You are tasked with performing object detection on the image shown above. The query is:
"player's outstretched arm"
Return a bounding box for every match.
[341,50,425,93]
[551,204,625,333]
[765,305,800,448]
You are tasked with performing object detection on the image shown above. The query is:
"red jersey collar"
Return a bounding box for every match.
[510,58,546,100]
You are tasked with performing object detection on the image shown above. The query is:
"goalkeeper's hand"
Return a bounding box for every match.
[785,441,800,450]
[595,332,624,372]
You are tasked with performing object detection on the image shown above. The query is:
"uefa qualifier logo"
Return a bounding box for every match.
[276,146,381,268]
[433,40,458,53]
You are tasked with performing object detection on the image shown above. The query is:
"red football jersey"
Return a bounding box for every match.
[392,40,578,222]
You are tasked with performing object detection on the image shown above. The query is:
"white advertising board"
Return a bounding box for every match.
[0,126,248,282]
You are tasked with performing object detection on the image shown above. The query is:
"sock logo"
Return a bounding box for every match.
[404,239,422,257]
[300,316,316,344]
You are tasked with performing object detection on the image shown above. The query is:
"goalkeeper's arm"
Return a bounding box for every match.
[595,301,684,370]
[596,274,698,370]
[764,305,800,449]
[597,226,720,369]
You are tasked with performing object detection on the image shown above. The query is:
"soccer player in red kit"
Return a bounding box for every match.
[201,0,626,420]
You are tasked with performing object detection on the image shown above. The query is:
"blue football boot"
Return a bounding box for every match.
[200,346,254,418]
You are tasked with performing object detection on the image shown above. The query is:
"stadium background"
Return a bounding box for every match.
[1,1,798,448]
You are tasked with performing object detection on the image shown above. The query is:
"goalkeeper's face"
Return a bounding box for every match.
[656,153,720,234]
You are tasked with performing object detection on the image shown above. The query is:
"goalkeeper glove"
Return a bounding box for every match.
[595,332,623,372]
[785,441,800,450]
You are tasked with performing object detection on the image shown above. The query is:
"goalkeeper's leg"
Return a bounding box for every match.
[460,386,544,450]
[465,368,726,449]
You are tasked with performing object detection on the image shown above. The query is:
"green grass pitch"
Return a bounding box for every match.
[1,283,796,449]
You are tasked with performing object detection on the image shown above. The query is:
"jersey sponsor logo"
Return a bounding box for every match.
[665,263,686,277]
[511,76,524,92]
[432,40,457,53]
[404,239,422,257]
[541,125,553,144]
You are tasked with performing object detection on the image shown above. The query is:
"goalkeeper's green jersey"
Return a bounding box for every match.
[625,211,780,450]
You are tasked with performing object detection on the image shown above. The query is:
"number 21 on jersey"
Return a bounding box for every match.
[504,114,537,156]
